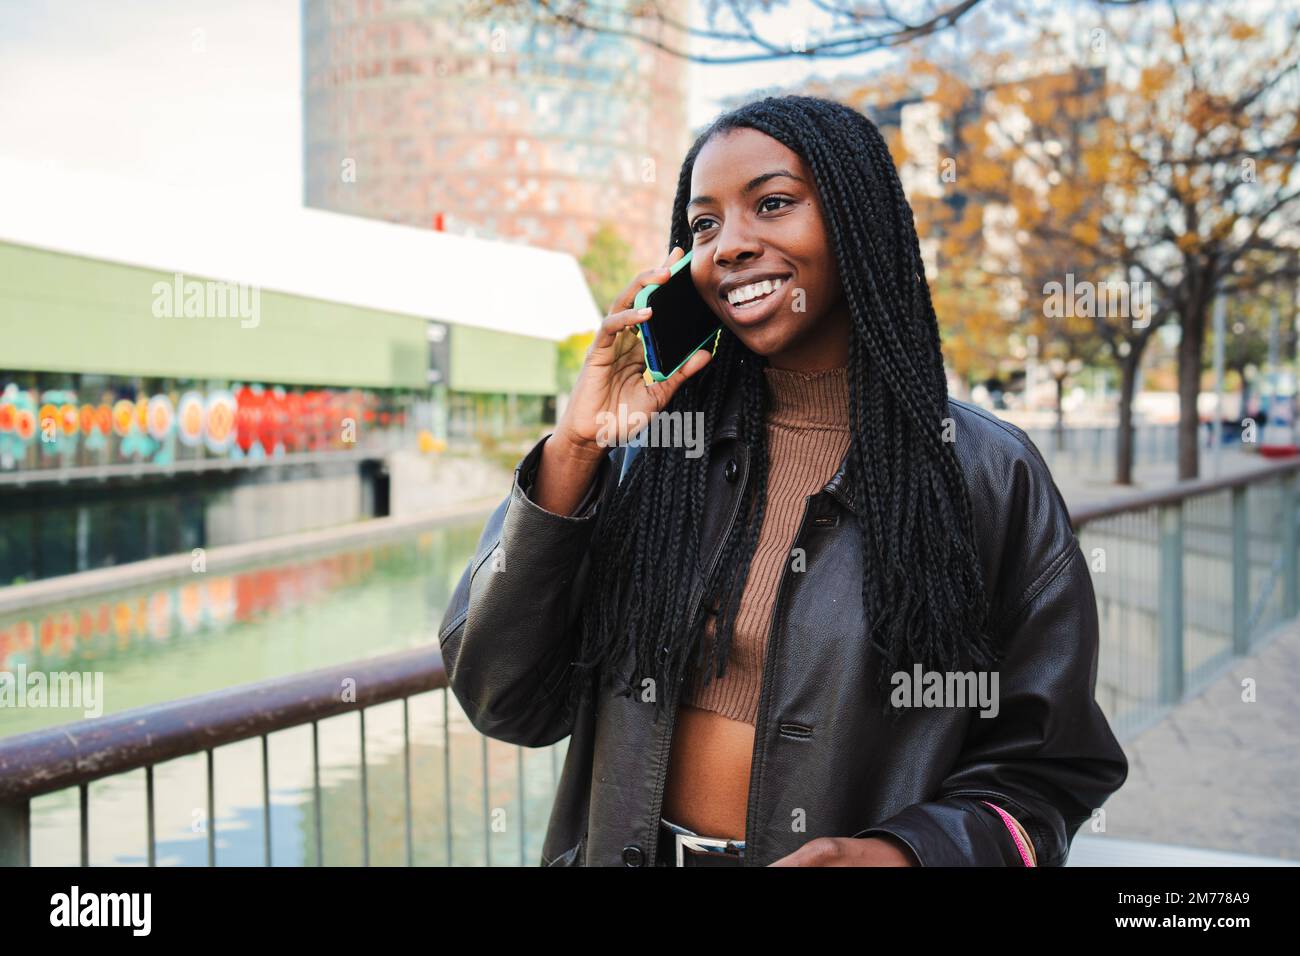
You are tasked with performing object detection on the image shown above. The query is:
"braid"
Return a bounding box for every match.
[561,94,999,727]
[697,348,769,692]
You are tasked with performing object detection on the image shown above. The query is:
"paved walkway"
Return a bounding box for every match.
[1069,834,1297,866]
[1091,615,1300,862]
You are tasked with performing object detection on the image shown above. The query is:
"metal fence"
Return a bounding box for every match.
[1073,458,1300,740]
[0,647,566,867]
[1,455,1297,866]
[1021,423,1180,479]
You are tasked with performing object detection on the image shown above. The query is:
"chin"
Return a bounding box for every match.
[725,322,795,358]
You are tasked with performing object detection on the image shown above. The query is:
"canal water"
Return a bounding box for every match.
[0,516,570,866]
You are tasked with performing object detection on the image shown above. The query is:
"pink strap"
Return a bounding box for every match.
[980,800,1035,867]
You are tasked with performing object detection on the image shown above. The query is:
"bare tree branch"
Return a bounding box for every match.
[473,0,995,64]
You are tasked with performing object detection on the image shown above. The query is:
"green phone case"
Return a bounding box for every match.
[633,251,722,382]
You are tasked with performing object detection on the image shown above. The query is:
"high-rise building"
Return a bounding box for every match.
[302,0,691,272]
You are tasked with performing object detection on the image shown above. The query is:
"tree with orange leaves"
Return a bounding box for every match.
[910,1,1300,480]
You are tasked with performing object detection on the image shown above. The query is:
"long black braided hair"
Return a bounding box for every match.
[565,94,1000,724]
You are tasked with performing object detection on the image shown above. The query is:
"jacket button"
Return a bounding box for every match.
[724,458,738,482]
[622,845,645,867]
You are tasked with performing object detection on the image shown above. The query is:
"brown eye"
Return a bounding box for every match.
[692,195,791,235]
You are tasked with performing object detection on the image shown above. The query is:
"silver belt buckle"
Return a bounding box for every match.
[664,818,744,866]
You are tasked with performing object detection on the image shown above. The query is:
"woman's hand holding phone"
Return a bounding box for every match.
[531,245,713,516]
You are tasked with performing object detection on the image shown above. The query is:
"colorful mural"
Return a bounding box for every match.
[0,381,403,471]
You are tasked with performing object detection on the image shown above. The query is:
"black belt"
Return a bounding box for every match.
[657,818,745,867]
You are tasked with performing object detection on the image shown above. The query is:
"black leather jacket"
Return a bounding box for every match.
[437,387,1129,866]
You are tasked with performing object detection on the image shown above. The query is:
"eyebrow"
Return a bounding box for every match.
[687,170,805,210]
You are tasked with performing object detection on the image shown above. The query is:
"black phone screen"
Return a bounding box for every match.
[642,263,721,378]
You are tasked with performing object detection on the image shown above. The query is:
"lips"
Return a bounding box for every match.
[719,274,792,326]
[718,273,792,303]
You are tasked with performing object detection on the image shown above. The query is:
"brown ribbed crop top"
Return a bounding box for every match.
[682,363,851,725]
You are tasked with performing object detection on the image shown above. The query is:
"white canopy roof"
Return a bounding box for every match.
[0,158,602,343]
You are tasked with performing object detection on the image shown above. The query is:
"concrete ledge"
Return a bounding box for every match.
[0,448,383,487]
[0,495,502,614]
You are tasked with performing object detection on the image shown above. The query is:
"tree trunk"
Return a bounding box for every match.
[1055,376,1066,452]
[1177,294,1210,480]
[1116,352,1139,485]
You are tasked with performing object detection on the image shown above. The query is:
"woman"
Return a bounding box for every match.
[438,94,1127,867]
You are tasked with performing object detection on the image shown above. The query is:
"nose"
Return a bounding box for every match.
[712,217,763,269]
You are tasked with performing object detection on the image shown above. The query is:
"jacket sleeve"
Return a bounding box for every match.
[436,432,621,748]
[854,457,1129,866]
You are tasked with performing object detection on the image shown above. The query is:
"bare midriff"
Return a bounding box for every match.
[661,703,755,841]
[660,366,850,845]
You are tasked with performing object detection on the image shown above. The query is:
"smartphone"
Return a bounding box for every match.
[633,250,722,382]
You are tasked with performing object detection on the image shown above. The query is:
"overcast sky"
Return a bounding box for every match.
[0,0,908,206]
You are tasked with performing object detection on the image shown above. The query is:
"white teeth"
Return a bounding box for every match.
[728,277,785,306]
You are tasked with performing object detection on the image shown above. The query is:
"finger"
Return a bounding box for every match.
[657,246,686,288]
[644,342,712,402]
[592,304,652,354]
[606,266,667,316]
[610,247,685,316]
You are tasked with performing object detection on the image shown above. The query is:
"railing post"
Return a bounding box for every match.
[1284,471,1299,620]
[1158,502,1185,704]
[0,646,448,869]
[0,801,31,866]
[1231,485,1250,654]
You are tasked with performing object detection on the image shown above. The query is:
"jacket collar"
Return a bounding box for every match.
[709,364,859,517]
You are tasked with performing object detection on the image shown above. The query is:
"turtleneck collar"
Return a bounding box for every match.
[762,364,850,429]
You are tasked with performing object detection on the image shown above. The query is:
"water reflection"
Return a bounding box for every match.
[2,517,569,866]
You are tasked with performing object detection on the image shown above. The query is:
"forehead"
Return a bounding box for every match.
[690,128,807,192]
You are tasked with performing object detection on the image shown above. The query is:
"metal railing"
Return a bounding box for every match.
[1072,456,1300,740]
[1022,423,1180,479]
[2,455,1298,866]
[0,646,562,866]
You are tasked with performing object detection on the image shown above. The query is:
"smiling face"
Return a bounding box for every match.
[686,127,851,371]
